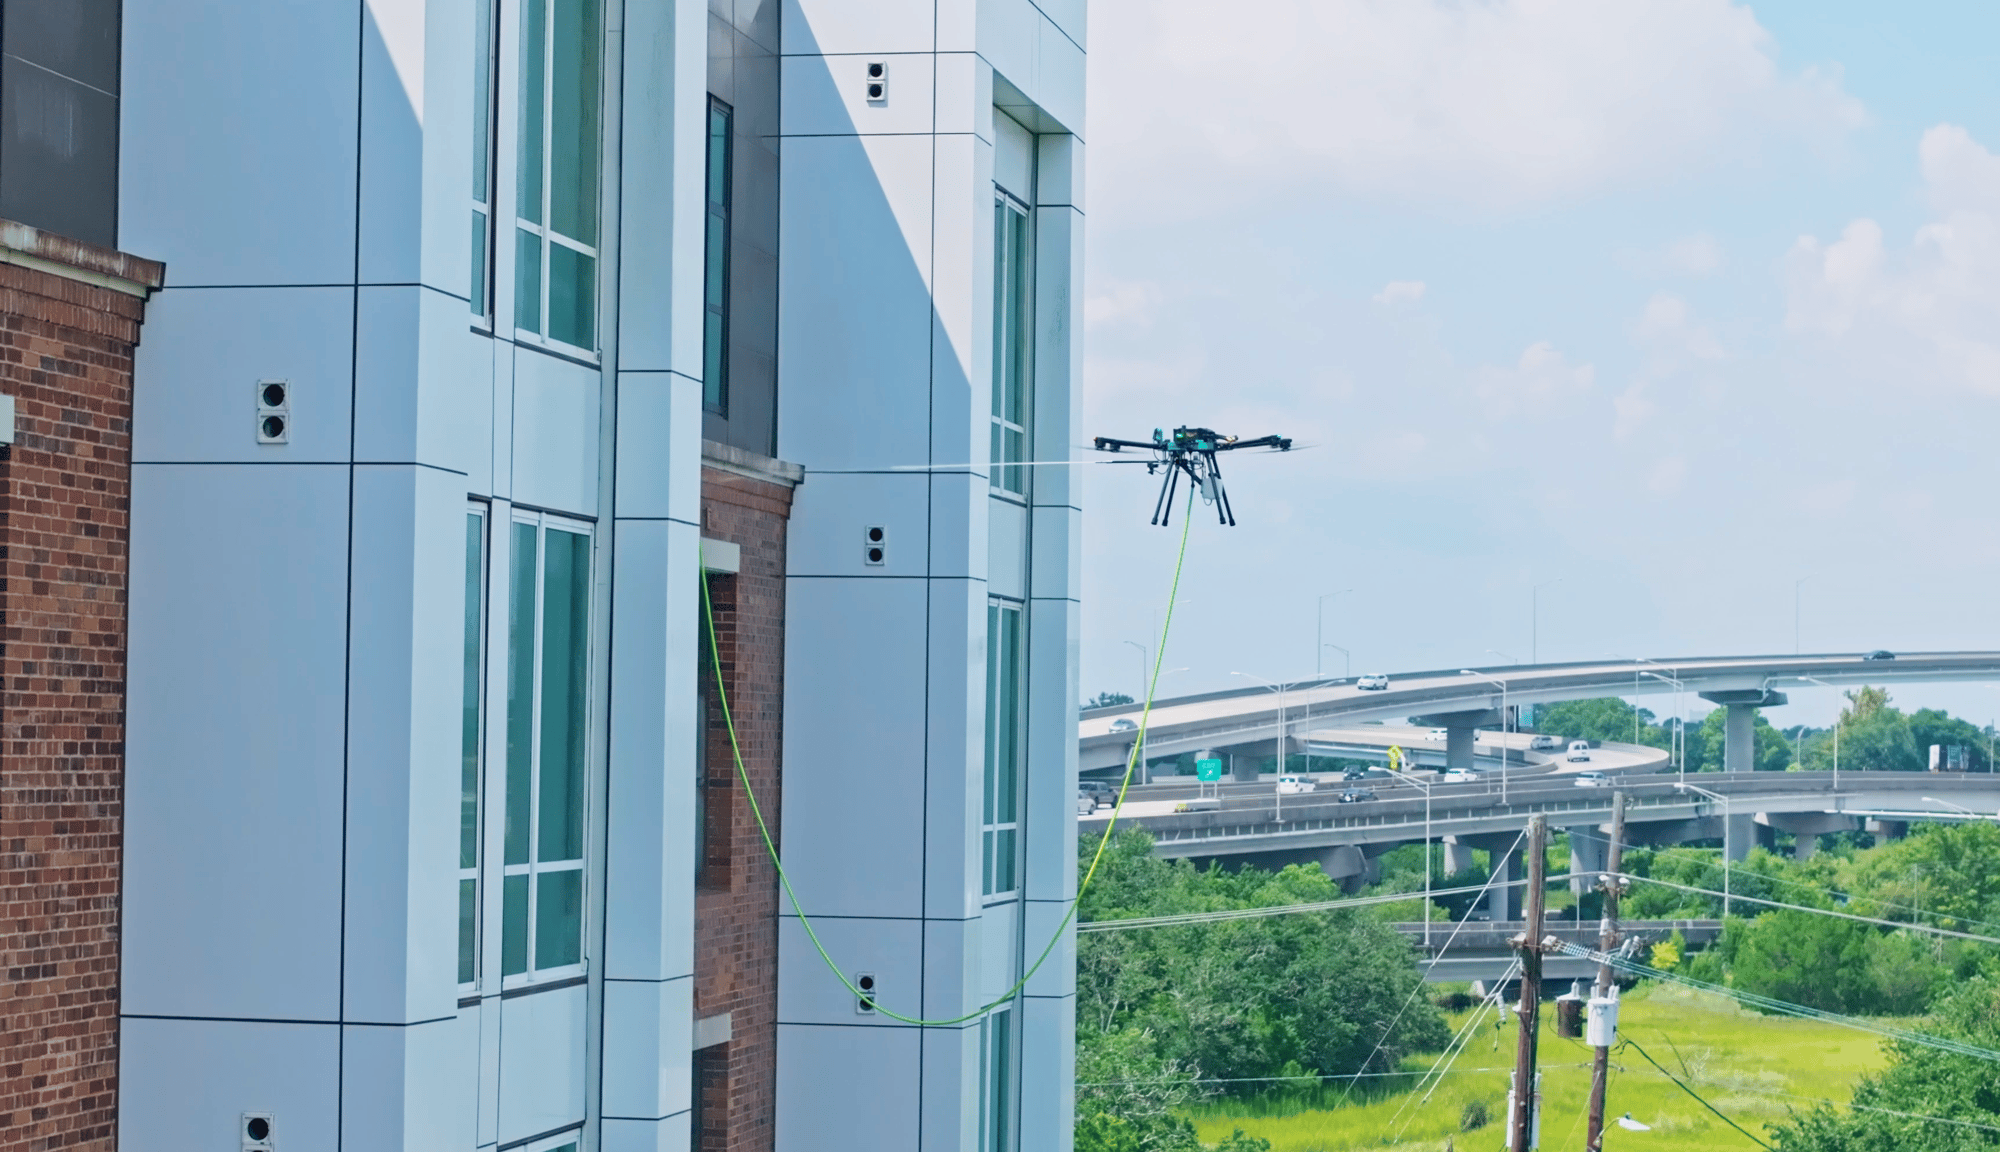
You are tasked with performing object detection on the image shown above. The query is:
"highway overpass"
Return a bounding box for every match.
[1080,651,2000,782]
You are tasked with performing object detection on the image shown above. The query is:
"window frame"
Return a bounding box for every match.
[500,508,595,989]
[982,600,1026,901]
[989,190,1034,498]
[978,1005,1018,1152]
[512,0,604,357]
[459,504,490,993]
[470,0,500,323]
[702,96,735,415]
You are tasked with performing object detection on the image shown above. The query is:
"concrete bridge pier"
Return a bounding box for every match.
[1868,818,1910,842]
[1412,709,1503,776]
[1758,812,1858,861]
[1566,825,1609,895]
[1449,832,1525,920]
[1699,689,1788,771]
[1443,840,1476,876]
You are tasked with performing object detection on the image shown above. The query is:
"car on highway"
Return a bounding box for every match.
[1528,734,1559,751]
[1109,717,1138,732]
[1276,774,1317,794]
[1077,791,1098,814]
[1427,728,1449,742]
[1173,796,1220,813]
[1442,767,1480,783]
[1356,673,1390,691]
[1340,766,1369,782]
[1338,787,1376,803]
[1567,740,1593,763]
[1865,650,1896,661]
[1079,780,1117,807]
[1573,771,1611,788]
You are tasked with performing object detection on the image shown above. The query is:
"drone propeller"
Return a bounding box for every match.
[1088,425,1298,527]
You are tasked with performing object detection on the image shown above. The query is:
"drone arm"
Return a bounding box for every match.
[1211,434,1293,453]
[1092,435,1161,453]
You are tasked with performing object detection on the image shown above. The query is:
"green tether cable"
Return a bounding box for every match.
[699,486,1197,1025]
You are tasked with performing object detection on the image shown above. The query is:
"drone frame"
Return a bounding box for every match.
[1091,426,1293,527]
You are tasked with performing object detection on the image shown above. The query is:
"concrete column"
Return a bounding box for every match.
[1446,725,1476,772]
[1724,814,1755,862]
[1725,704,1755,772]
[1489,849,1523,921]
[1566,826,1607,895]
[1443,840,1476,875]
[1758,812,1856,862]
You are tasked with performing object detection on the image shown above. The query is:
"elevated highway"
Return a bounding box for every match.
[1080,651,2000,779]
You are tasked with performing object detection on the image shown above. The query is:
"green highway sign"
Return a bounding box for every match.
[1195,758,1223,782]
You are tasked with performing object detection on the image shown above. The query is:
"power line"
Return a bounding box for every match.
[1617,1071,2000,1137]
[1623,873,2000,946]
[1076,876,1524,932]
[1622,1037,1773,1149]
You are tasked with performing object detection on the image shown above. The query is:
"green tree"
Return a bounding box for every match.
[1909,708,1993,772]
[1804,687,1923,773]
[1770,977,2000,1151]
[1535,698,1661,747]
[1684,706,1796,772]
[1854,820,2000,931]
[1088,692,1137,710]
[1074,1027,1204,1152]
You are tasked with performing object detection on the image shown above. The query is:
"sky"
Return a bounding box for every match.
[1075,0,2000,731]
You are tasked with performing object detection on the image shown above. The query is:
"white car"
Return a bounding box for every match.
[1528,734,1559,752]
[1427,728,1449,742]
[1110,717,1138,733]
[1356,674,1390,691]
[1275,774,1317,795]
[1442,767,1480,783]
[1077,792,1099,814]
[1566,740,1593,763]
[1573,771,1610,788]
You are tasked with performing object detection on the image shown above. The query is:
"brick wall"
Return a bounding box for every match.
[0,226,161,1152]
[695,461,796,1152]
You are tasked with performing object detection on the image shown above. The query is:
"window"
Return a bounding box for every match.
[703,98,734,414]
[515,0,602,349]
[459,509,488,986]
[979,1008,1015,1152]
[502,515,593,980]
[982,603,1023,898]
[990,194,1032,495]
[470,0,498,317]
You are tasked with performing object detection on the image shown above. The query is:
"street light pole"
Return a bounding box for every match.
[1461,670,1511,802]
[1798,675,1843,792]
[1386,763,1436,948]
[1533,579,1563,665]
[1232,671,1289,810]
[1317,589,1353,680]
[1679,782,1732,916]
[1323,643,1350,677]
[1122,639,1147,703]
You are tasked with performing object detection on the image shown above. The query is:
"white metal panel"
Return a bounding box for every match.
[1018,994,1078,1152]
[1019,899,1076,999]
[617,0,708,378]
[993,111,1033,200]
[1023,597,1082,903]
[341,1018,472,1151]
[782,0,935,55]
[510,348,601,517]
[343,465,464,1024]
[776,134,936,472]
[780,578,930,918]
[775,1025,922,1152]
[359,1,423,285]
[778,917,923,1027]
[120,0,359,286]
[1029,504,1080,604]
[613,371,702,523]
[601,977,694,1119]
[929,131,986,427]
[123,464,350,1021]
[784,472,929,579]
[918,917,980,1021]
[1030,205,1083,509]
[497,984,589,1141]
[602,1116,694,1152]
[926,471,987,583]
[603,519,699,981]
[924,579,984,920]
[418,0,474,299]
[986,497,1027,600]
[935,51,991,139]
[131,287,356,465]
[978,900,1020,1001]
[118,1018,339,1152]
[355,285,487,473]
[1034,14,1087,134]
[918,1023,982,1152]
[781,53,935,137]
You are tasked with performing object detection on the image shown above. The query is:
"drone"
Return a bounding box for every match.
[1091,426,1293,527]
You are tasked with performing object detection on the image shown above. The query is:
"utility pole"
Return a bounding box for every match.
[1510,816,1548,1152]
[1585,793,1628,1152]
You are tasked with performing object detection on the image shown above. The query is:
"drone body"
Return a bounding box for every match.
[1091,426,1293,526]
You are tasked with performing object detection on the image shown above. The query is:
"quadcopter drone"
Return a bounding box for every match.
[1091,426,1293,526]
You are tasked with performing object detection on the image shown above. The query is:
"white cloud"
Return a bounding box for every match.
[1472,341,1595,415]
[1612,382,1655,442]
[1635,293,1725,361]
[1663,234,1726,275]
[1373,280,1427,305]
[1089,0,1864,213]
[1785,124,2000,392]
[1085,280,1164,330]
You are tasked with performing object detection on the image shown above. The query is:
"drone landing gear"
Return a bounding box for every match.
[1150,454,1235,528]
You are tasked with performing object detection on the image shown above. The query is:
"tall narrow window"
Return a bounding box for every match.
[470,0,498,317]
[979,1008,1015,1152]
[982,602,1023,898]
[990,194,1032,495]
[703,98,734,414]
[502,515,593,980]
[459,508,487,986]
[515,0,602,349]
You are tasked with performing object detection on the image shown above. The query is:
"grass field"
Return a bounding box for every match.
[1187,982,1889,1151]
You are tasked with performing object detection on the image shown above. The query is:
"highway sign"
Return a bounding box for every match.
[1195,758,1223,782]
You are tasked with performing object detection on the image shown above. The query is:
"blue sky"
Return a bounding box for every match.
[1077,1,2000,729]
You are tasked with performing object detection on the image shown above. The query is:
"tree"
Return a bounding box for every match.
[1536,698,1665,746]
[1770,977,2000,1151]
[1088,692,1137,710]
[1685,706,1795,772]
[1801,687,1923,773]
[1910,708,1993,773]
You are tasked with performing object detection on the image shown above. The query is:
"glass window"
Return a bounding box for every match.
[979,1008,1015,1152]
[459,509,487,986]
[983,603,1023,898]
[515,0,602,349]
[502,514,593,980]
[470,0,498,317]
[990,195,1032,495]
[703,98,734,414]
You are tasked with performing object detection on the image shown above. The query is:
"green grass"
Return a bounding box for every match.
[1187,982,1890,1151]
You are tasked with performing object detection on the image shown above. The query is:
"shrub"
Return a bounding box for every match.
[1461,1099,1490,1131]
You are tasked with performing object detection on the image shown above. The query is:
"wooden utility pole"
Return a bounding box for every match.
[1510,816,1548,1152]
[1585,792,1628,1151]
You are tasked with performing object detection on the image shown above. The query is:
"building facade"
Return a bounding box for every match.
[0,0,1084,1149]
